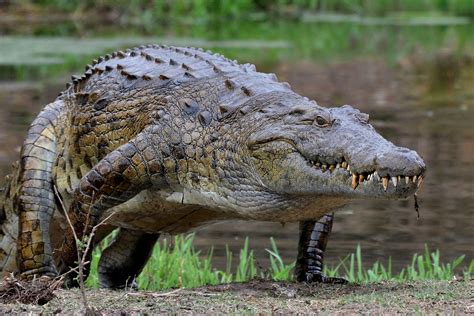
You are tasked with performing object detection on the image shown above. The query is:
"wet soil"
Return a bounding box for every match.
[0,279,472,314]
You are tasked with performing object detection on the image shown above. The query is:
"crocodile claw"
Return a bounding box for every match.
[303,272,348,284]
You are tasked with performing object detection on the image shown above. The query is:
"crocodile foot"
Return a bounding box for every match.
[19,266,58,281]
[102,279,139,291]
[301,272,348,284]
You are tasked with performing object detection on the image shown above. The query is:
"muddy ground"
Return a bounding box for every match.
[0,279,472,314]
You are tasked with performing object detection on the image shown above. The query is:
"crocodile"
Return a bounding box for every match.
[0,45,426,288]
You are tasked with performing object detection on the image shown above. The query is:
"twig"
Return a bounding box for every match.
[126,288,183,297]
[186,291,219,297]
[413,193,420,219]
[53,184,117,314]
[126,288,220,298]
[56,261,91,279]
[54,185,90,310]
[53,185,80,254]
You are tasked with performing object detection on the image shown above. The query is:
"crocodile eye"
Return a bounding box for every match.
[356,113,370,124]
[315,115,329,127]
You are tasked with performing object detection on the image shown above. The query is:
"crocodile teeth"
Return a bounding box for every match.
[417,176,424,188]
[405,176,409,184]
[352,174,359,190]
[341,162,348,168]
[382,177,388,191]
[336,163,340,169]
[329,165,335,172]
[316,162,321,167]
[391,176,398,187]
[322,164,327,171]
[374,171,380,181]
[412,175,417,183]
[359,174,365,183]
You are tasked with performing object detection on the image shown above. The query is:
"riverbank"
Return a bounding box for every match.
[0,279,471,314]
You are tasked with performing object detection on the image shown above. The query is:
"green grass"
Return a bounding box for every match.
[324,244,472,283]
[85,233,473,290]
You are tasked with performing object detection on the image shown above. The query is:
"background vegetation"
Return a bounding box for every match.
[11,0,474,18]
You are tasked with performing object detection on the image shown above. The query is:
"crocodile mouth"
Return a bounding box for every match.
[249,138,424,193]
[303,155,424,192]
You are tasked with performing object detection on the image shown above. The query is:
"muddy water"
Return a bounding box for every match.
[0,57,472,272]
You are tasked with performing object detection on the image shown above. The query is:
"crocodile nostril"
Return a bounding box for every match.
[397,147,411,153]
[373,147,426,179]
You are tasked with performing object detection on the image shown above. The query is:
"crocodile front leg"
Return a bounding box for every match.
[56,134,163,276]
[295,213,347,284]
[98,228,159,289]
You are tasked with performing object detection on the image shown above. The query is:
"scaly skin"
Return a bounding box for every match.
[296,214,347,284]
[0,45,426,287]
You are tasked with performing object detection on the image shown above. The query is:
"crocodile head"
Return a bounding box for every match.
[247,97,426,200]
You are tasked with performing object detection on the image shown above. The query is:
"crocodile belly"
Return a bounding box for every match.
[102,189,237,234]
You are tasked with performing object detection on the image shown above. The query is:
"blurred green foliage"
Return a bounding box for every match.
[15,0,474,17]
[3,0,472,81]
[2,19,471,81]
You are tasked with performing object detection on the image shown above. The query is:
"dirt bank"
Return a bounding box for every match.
[0,279,472,314]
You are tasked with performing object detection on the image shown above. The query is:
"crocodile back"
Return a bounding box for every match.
[66,44,290,117]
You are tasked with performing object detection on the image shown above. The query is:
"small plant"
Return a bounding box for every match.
[324,244,471,283]
[265,237,295,281]
[136,234,222,290]
[235,237,257,282]
[399,246,466,281]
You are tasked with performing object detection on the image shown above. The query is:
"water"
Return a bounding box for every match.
[0,18,472,271]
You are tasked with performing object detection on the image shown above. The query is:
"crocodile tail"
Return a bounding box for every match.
[1,98,66,276]
[0,161,21,275]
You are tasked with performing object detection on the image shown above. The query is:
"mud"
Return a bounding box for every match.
[0,276,62,305]
[0,279,471,314]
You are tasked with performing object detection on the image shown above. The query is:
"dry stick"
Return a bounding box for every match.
[126,288,184,298]
[53,185,116,314]
[54,185,89,310]
[57,260,91,279]
[413,193,420,219]
[78,203,117,313]
[126,288,220,298]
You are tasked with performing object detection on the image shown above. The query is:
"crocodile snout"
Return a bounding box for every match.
[344,145,425,194]
[354,146,426,193]
[375,146,426,179]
